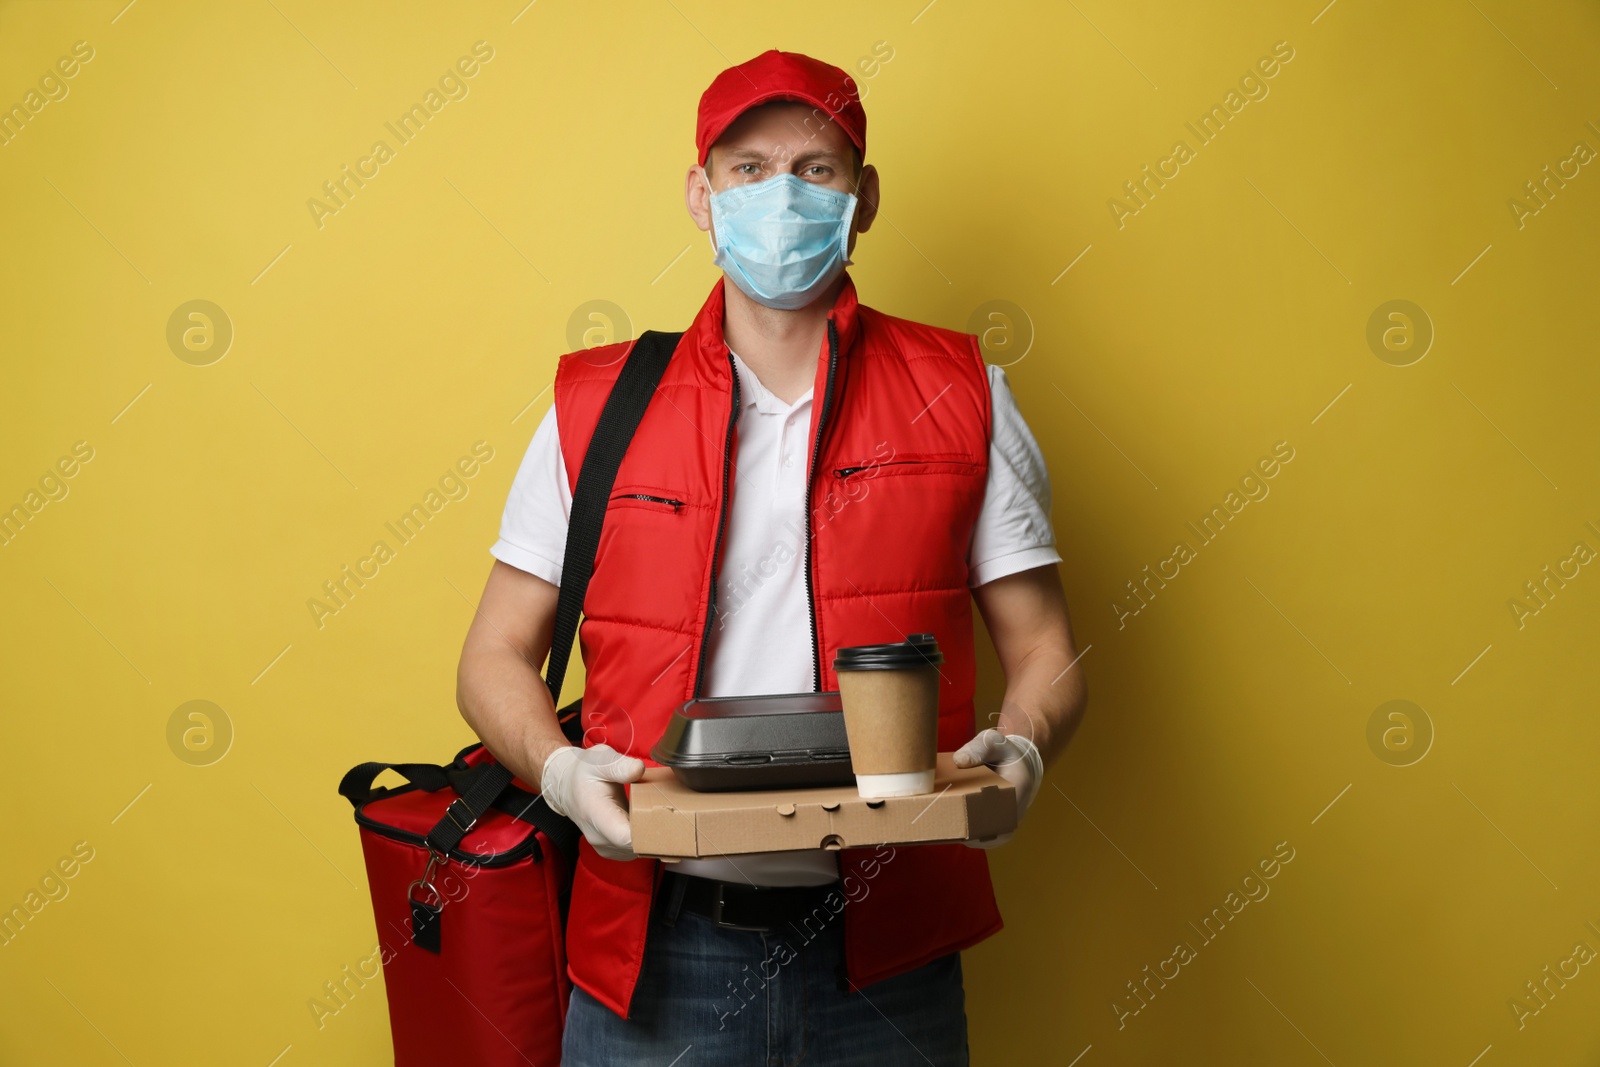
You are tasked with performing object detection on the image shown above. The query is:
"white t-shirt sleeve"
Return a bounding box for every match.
[968,364,1064,587]
[490,403,572,587]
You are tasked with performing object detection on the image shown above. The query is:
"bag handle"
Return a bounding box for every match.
[423,330,683,857]
[339,753,582,871]
[338,758,566,832]
[338,762,450,807]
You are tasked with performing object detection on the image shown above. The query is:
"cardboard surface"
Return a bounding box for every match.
[630,751,1017,859]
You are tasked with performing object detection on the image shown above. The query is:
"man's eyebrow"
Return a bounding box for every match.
[716,145,847,166]
[790,148,846,162]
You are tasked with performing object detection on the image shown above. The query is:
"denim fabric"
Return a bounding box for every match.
[561,896,970,1065]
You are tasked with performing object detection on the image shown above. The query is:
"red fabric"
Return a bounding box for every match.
[354,773,572,1066]
[696,49,867,167]
[553,273,1002,1019]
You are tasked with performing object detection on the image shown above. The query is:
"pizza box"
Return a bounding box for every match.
[629,751,1016,860]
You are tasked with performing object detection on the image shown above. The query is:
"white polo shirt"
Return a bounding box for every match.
[491,349,1061,886]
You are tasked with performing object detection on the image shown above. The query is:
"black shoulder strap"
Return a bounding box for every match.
[541,330,683,706]
[423,330,683,857]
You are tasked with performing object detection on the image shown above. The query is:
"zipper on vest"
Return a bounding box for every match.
[617,492,684,510]
[803,319,841,693]
[835,457,980,479]
[691,351,741,698]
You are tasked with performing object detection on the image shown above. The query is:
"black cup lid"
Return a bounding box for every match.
[832,632,943,671]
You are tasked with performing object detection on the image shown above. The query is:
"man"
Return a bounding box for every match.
[457,49,1087,1065]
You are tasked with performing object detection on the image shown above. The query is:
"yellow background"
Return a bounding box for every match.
[2,0,1598,1063]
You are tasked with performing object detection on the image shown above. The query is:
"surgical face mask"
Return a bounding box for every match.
[707,173,858,310]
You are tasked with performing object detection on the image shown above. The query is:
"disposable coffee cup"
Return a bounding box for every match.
[832,633,943,798]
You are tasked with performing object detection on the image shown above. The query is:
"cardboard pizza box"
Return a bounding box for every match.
[629,751,1016,860]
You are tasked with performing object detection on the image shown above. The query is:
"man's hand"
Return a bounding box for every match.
[952,728,1044,849]
[540,743,646,861]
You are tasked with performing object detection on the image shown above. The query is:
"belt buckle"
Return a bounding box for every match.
[709,884,773,933]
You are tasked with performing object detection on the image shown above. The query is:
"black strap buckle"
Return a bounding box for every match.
[443,798,478,836]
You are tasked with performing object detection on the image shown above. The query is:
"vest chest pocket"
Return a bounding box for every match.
[832,451,983,481]
[820,450,985,590]
[589,484,701,624]
[608,486,688,514]
[825,451,985,526]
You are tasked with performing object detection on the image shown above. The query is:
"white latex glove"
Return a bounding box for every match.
[540,743,646,862]
[952,728,1044,849]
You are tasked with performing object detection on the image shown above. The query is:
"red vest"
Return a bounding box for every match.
[553,272,1003,1018]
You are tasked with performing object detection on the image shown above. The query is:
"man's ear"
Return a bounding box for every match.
[685,164,713,232]
[853,164,880,235]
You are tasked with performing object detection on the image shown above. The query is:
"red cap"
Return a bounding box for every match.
[695,49,866,168]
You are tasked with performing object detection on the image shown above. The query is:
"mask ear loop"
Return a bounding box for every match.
[703,172,723,264]
[840,193,858,267]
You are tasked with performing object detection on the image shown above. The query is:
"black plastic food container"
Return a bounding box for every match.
[649,691,856,792]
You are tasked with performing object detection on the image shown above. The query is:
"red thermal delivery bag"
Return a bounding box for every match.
[335,330,681,1063]
[338,736,582,1066]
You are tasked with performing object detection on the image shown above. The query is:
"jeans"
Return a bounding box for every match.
[561,895,970,1065]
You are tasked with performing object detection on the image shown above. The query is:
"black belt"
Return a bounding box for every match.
[656,870,844,933]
